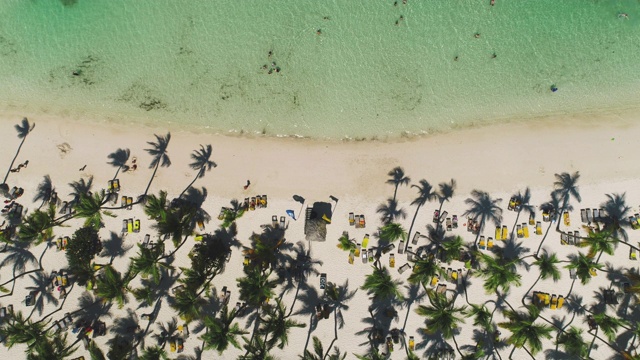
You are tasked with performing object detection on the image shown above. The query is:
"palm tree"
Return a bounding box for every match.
[26,272,59,318]
[361,266,403,301]
[220,199,246,228]
[601,192,631,241]
[129,242,172,284]
[553,171,581,219]
[299,336,347,360]
[151,317,178,348]
[33,175,54,209]
[535,191,564,257]
[378,222,407,244]
[75,191,115,229]
[407,179,437,244]
[523,251,560,306]
[463,190,502,245]
[260,299,306,349]
[144,190,168,220]
[170,287,207,323]
[415,290,467,340]
[467,303,494,334]
[408,256,444,291]
[237,267,279,307]
[143,133,172,197]
[201,306,248,353]
[592,312,628,343]
[556,326,588,358]
[95,265,130,308]
[476,252,521,294]
[181,144,216,197]
[3,117,35,184]
[0,310,46,348]
[107,148,130,179]
[565,252,603,285]
[498,305,553,356]
[336,233,357,252]
[579,230,616,263]
[376,197,406,224]
[18,204,56,244]
[386,166,411,202]
[440,235,465,264]
[139,346,169,360]
[28,332,77,360]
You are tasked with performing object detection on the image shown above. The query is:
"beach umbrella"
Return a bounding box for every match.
[286,210,296,220]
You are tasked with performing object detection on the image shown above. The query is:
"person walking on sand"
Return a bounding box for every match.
[244,180,251,190]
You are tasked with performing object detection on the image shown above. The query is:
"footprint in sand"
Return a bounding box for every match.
[57,142,72,158]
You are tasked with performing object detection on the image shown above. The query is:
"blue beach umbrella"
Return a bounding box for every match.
[286,210,296,220]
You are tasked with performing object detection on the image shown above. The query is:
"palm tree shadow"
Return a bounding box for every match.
[566,294,587,316]
[111,308,142,344]
[101,231,133,262]
[33,175,56,209]
[493,238,531,270]
[26,271,59,319]
[376,197,407,224]
[400,282,426,330]
[107,148,131,179]
[0,242,38,275]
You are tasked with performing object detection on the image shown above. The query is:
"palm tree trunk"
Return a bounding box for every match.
[510,210,522,241]
[521,274,541,307]
[405,204,422,252]
[534,221,555,257]
[3,137,27,184]
[322,307,340,360]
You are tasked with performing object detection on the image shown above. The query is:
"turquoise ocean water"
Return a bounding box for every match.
[0,0,639,139]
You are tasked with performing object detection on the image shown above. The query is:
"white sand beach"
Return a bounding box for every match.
[0,111,639,359]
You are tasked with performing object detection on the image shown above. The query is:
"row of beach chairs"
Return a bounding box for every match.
[120,196,134,210]
[348,213,366,228]
[55,237,70,251]
[560,231,582,246]
[107,179,121,194]
[243,195,267,211]
[431,267,463,287]
[272,215,287,229]
[580,208,606,224]
[121,219,141,234]
[532,291,565,309]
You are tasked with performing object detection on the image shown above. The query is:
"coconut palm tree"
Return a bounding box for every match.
[556,326,588,358]
[170,287,207,323]
[553,171,581,218]
[354,346,387,360]
[28,332,77,360]
[107,148,131,179]
[220,199,246,228]
[18,204,56,244]
[299,336,347,360]
[75,190,115,229]
[579,230,616,263]
[416,290,467,340]
[33,175,55,209]
[386,166,411,202]
[440,235,465,264]
[376,197,406,224]
[565,252,603,285]
[336,232,357,252]
[0,310,46,348]
[476,252,521,294]
[592,312,628,343]
[181,144,216,197]
[143,133,172,197]
[260,299,306,349]
[499,305,553,356]
[95,265,130,309]
[361,266,403,301]
[129,242,172,284]
[144,190,168,220]
[139,346,169,360]
[237,267,279,307]
[407,179,437,243]
[408,256,444,291]
[201,305,248,353]
[601,192,631,241]
[68,176,93,203]
[3,117,35,184]
[26,272,59,318]
[467,303,494,333]
[378,222,407,244]
[463,190,502,245]
[522,251,561,306]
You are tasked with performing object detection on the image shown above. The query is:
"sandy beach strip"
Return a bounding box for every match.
[0,111,639,359]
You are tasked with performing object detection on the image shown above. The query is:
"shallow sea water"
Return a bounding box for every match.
[0,0,639,139]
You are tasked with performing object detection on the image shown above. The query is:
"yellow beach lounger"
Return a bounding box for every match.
[529,213,535,225]
[550,295,557,309]
[362,234,370,248]
[563,211,570,226]
[536,221,542,235]
[389,254,395,268]
[127,219,133,233]
[479,237,486,250]
[134,219,140,233]
[630,247,637,260]
[430,275,439,287]
[589,268,597,277]
[451,270,458,282]
[243,256,250,266]
[516,225,523,238]
[495,226,501,240]
[409,336,415,351]
[127,196,133,210]
[170,339,176,352]
[121,196,127,207]
[557,295,564,309]
[522,223,529,238]
[348,251,354,264]
[502,226,508,240]
[487,237,494,249]
[543,293,551,306]
[349,212,355,226]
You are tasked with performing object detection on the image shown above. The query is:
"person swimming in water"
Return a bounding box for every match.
[618,13,629,19]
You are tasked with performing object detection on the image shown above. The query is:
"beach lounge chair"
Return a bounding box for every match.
[542,210,550,222]
[107,180,114,194]
[279,216,285,228]
[495,226,501,240]
[550,295,557,309]
[170,338,176,352]
[561,232,568,245]
[262,195,268,207]
[598,208,604,221]
[319,273,327,290]
[82,336,90,350]
[386,336,394,353]
[457,269,463,285]
[412,231,420,245]
[398,263,411,274]
[368,249,374,263]
[446,268,453,281]
[508,197,516,211]
[557,295,564,309]
[516,225,523,238]
[436,283,447,294]
[592,208,598,222]
[361,250,368,264]
[127,196,133,210]
[536,221,542,235]
[543,293,551,306]
[452,215,458,228]
[446,218,452,231]
[467,218,474,232]
[177,337,184,352]
[398,239,404,254]
[62,274,69,286]
[502,226,508,240]
[349,212,355,226]
[529,212,535,225]
[114,179,120,192]
[581,209,587,223]
[587,315,598,331]
[360,215,366,228]
[569,268,576,279]
[630,247,637,260]
[630,216,639,230]
[430,275,439,287]
[406,247,413,261]
[197,220,204,231]
[362,234,370,248]
[272,215,278,227]
[218,207,226,220]
[383,243,395,254]
[487,237,494,249]
[56,238,62,251]
[522,223,529,238]
[52,320,62,332]
[451,270,458,283]
[478,237,486,250]
[127,219,133,233]
[354,242,361,257]
[563,211,570,226]
[62,236,69,250]
[121,220,127,235]
[243,256,250,266]
[604,289,618,305]
[134,219,140,233]
[389,254,395,268]
[250,197,256,211]
[409,336,415,351]
[433,210,440,223]
[440,211,448,223]
[121,196,127,208]
[587,208,593,223]
[348,250,355,264]
[354,215,361,228]
[256,195,262,208]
